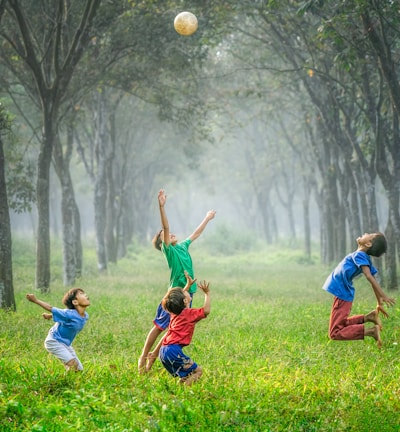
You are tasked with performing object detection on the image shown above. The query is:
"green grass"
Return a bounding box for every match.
[1,243,400,431]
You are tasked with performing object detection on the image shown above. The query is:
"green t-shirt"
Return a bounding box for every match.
[162,238,196,293]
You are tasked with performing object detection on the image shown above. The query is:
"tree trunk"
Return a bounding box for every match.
[35,118,53,293]
[61,179,82,286]
[94,165,108,271]
[73,200,83,279]
[384,219,397,291]
[0,134,16,311]
[274,170,297,243]
[258,190,275,244]
[105,158,117,263]
[60,174,83,286]
[303,193,311,260]
[105,104,118,262]
[325,153,342,263]
[94,94,108,272]
[53,126,83,286]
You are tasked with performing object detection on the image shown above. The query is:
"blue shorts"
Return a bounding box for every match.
[153,293,193,331]
[153,303,171,331]
[159,344,198,378]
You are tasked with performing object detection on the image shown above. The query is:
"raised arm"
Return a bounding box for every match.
[362,266,395,317]
[188,210,216,242]
[26,294,53,312]
[198,280,211,316]
[158,189,170,246]
[182,270,197,292]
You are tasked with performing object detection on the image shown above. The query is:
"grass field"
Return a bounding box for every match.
[1,241,400,431]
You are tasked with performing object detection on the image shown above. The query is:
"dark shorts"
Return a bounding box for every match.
[153,303,171,331]
[159,344,198,378]
[153,293,193,331]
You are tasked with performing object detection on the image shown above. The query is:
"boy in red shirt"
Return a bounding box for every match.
[156,271,210,386]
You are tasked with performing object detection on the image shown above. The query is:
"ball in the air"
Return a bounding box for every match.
[174,11,198,36]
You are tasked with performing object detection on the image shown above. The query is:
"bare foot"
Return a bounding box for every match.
[138,356,147,374]
[374,325,382,348]
[364,324,382,348]
[371,325,382,348]
[145,352,157,372]
[179,367,202,386]
[365,309,382,330]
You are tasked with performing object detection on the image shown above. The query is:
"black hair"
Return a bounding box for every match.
[152,230,163,251]
[162,288,186,315]
[367,232,387,257]
[62,288,84,309]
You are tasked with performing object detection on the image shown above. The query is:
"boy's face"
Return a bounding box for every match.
[73,290,91,308]
[161,230,178,245]
[357,233,376,248]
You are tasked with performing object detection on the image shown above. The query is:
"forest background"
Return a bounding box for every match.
[1,0,400,310]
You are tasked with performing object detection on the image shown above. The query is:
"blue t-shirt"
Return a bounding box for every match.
[49,307,89,346]
[162,238,197,293]
[322,250,378,302]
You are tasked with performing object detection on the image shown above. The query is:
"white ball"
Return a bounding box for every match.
[174,11,198,36]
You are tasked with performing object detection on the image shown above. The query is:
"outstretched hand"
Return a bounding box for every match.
[198,280,210,294]
[183,270,197,292]
[206,210,216,221]
[158,189,167,207]
[26,294,37,303]
[377,296,395,318]
[383,296,396,307]
[377,304,390,318]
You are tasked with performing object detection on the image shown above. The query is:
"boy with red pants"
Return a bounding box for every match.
[323,232,395,347]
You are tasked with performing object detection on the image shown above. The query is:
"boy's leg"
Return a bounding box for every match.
[180,366,203,386]
[138,325,162,373]
[44,337,83,371]
[364,324,382,348]
[329,297,364,340]
[65,345,83,371]
[139,303,171,373]
[364,309,382,329]
[146,335,165,372]
[159,344,199,383]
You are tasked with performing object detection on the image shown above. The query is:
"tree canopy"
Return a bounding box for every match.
[1,0,399,302]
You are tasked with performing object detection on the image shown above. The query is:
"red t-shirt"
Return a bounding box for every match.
[162,307,206,346]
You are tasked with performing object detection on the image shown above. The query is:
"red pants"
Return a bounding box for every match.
[329,297,364,340]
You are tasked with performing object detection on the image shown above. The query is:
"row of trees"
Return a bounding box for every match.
[1,0,399,310]
[0,0,228,310]
[203,0,399,287]
[245,0,400,288]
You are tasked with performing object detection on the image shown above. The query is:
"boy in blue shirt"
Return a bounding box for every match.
[323,232,395,347]
[26,288,90,371]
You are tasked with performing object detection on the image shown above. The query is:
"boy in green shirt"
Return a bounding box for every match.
[138,189,216,373]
